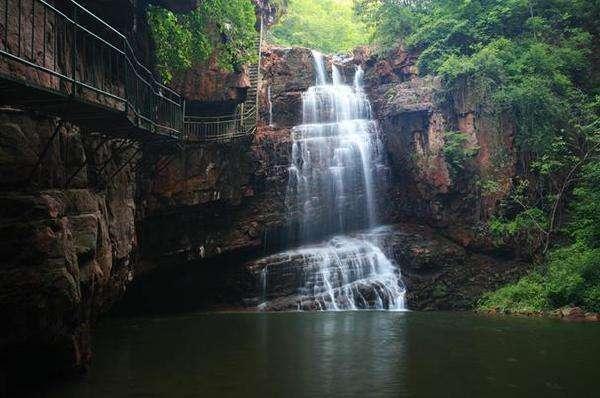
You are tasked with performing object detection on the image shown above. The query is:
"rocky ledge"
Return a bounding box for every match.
[244,223,528,311]
[481,307,600,322]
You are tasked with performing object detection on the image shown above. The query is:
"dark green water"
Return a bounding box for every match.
[42,312,599,398]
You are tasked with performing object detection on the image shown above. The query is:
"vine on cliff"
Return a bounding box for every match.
[442,131,479,179]
[147,0,258,82]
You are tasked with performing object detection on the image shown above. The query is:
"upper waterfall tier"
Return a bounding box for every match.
[286,52,386,243]
[301,85,373,125]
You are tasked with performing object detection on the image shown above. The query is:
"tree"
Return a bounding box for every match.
[357,0,600,312]
[269,0,371,53]
[147,0,258,82]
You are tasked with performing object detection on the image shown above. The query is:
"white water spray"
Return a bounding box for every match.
[267,85,274,127]
[311,50,328,85]
[259,52,406,311]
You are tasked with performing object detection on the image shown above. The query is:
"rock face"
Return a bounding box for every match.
[356,47,517,250]
[380,224,525,310]
[133,47,324,269]
[0,108,137,385]
[169,61,251,112]
[258,46,318,128]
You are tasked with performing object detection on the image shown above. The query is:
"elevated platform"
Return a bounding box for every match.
[0,74,179,145]
[0,0,260,147]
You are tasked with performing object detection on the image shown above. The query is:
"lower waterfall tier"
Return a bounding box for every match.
[250,227,406,311]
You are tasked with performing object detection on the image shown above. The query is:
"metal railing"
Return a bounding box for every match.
[0,0,183,138]
[184,104,257,142]
[183,17,263,144]
[0,0,262,143]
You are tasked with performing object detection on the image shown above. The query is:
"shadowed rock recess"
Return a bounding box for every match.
[0,0,530,390]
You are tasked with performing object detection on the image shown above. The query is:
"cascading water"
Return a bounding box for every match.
[286,53,380,240]
[257,51,406,311]
[267,85,274,127]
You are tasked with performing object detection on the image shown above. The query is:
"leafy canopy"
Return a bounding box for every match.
[357,0,600,312]
[147,0,257,82]
[269,0,371,53]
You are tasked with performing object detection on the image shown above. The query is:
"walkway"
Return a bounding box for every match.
[0,0,260,145]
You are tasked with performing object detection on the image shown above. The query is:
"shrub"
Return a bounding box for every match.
[147,0,257,82]
[478,272,548,313]
[442,131,479,178]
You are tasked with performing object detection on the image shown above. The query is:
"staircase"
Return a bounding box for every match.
[183,17,263,143]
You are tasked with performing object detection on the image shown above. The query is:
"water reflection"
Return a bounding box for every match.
[40,312,600,398]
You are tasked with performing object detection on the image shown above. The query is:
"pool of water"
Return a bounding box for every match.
[41,311,599,398]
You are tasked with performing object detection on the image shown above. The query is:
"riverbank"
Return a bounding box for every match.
[480,306,600,322]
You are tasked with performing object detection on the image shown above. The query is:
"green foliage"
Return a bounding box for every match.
[270,0,290,22]
[570,129,600,248]
[482,154,600,313]
[147,0,258,82]
[354,0,424,48]
[357,0,597,152]
[357,0,600,313]
[489,208,548,242]
[269,0,371,53]
[479,243,600,313]
[546,244,600,311]
[478,272,548,313]
[442,131,479,177]
[488,179,549,247]
[478,178,501,195]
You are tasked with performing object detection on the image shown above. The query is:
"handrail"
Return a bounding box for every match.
[185,105,257,122]
[70,0,124,40]
[0,0,262,143]
[0,0,184,137]
[183,17,263,144]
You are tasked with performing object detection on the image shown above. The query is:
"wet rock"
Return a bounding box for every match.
[245,224,526,311]
[259,46,319,128]
[169,59,251,106]
[584,313,600,322]
[557,307,588,322]
[0,109,136,385]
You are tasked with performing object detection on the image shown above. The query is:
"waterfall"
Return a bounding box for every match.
[311,50,327,85]
[354,65,364,91]
[287,55,380,241]
[332,64,344,86]
[258,52,406,311]
[296,232,405,310]
[267,85,274,127]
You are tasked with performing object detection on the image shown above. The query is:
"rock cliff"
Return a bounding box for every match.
[356,46,517,250]
[0,108,138,385]
[122,44,528,314]
[1,4,528,391]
